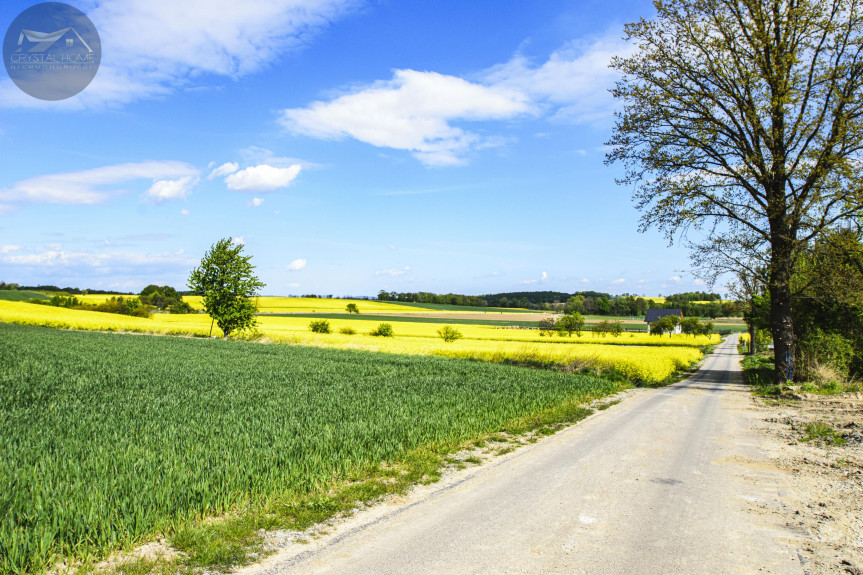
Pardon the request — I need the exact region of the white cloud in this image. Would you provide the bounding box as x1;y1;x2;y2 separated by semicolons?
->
0;161;199;205
611;278;625;284
483;30;634;125
180;209;190;216
541;271;548;281
520;279;538;285
280;69;531;166
232;236;245;245
209;162;239;179
239;147;320;170
287;282;301;288
224;164;301;192
286;258;306;271
0;0;360;108
694;278;706;286
669;275;682;282
248;197;265;207
2;249;191;268
637;279;647;284
143;176;199;203
1;245;21;253
376;266;410;277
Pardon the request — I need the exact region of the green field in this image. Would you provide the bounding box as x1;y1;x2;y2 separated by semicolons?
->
0;323;623;574
0;290;49;302
264;312;544;327
382;301;540;313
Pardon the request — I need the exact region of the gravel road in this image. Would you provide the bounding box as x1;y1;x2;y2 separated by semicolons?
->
248;335;806;574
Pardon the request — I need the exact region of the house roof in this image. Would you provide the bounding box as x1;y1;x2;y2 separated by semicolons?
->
644;308;683;323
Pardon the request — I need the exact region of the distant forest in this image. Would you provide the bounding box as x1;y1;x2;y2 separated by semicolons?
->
4;284;134;295
377;289;740;318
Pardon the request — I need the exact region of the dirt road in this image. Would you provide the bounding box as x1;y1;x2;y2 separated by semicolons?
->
248;336;805;574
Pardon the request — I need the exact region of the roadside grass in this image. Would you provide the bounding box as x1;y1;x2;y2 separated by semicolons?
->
1;323;619;575
741;353;862;396
596;399;622;411
799;421;847;446
740;354;782;396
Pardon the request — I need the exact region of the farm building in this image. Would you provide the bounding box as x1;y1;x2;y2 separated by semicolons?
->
644;309;684;334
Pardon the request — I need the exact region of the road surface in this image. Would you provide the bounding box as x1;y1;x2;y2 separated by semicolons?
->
247;335;805;574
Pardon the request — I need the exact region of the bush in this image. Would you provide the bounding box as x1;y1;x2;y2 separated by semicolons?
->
169;301;194;314
649;315;679;336
345;303;360;314
537;317;557;336
593;320;624;337
369;323;394;337
339;326;357;335
557;312;585;337
797;329;855;381
681;317;714;336
437;325;463;342
309;320;331;334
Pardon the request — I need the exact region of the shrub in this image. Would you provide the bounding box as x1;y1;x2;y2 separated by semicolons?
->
437;325;463;342
557;312;585;337
309;319;331;334
169;301;194;314
649;315;679;336
369;323;394;337
797;329;855;381
537;317;557;336
339;326;357;335
593;320;624;337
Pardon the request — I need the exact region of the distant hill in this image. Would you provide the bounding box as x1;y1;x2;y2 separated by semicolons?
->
483;291;612;307
0;290;50;302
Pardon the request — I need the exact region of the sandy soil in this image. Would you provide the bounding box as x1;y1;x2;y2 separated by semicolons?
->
751;392;863;574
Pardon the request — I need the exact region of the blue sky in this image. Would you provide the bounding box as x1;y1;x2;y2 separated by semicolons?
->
0;0;718;297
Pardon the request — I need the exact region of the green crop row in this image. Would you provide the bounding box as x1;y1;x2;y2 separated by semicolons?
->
0;323;623;574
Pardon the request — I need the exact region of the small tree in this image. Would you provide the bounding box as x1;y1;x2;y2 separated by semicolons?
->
698;320;714;336
345;303;360;314
309;319;331;334
593;320;624;337
557;312;585;337
564;295;585;315
538;317;558;336
437;325;463;342
188;238;265;338
650;315;679;337
680;317;701;337
369;323;394;337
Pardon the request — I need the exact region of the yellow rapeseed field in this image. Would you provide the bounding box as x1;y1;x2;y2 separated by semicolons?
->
73;294;525;314
0;300;711;383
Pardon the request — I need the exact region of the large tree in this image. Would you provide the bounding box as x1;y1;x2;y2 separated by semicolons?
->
188;238;265;338
607;0;863;384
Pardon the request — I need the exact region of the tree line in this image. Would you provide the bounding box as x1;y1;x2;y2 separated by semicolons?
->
377;289;742;318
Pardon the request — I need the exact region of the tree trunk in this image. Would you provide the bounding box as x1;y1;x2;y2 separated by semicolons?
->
748;315;756;356
769;235;795;386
